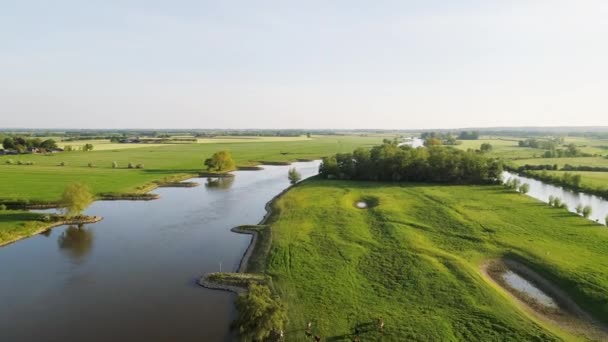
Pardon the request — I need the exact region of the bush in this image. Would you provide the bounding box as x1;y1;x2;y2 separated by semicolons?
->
88;162;94;168
112;161;118;169
605;215;608;226
25;161;34;165
59;161;66;166
5;159;14;165
233;284;287;341
518;183;530;194
136;163;144;169
0;204;6;211
575;204;584;215
41;214;52;222
17;160;23;165
582;205;592;218
548;195;555;206
128;162;135;169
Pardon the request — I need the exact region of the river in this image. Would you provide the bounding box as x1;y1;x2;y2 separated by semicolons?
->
0;161;320;342
503;171;608;224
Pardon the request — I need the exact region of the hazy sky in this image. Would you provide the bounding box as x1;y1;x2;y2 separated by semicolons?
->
2;1;608;129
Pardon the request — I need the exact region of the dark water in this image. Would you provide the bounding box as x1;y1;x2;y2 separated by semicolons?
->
0;161;320;342
503;171;608;224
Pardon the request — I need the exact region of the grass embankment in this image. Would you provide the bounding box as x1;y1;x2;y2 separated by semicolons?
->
259;179;608;341
0;136;380;245
0;211;101;246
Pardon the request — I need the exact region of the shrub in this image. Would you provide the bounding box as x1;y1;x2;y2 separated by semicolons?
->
233;284;287;341
605;214;608;226
575;203;584;215
128;162;135;169
17;160;23;165
25;161;34;165
88;162;94;168
59;161;66;166
41;214;52;222
582;205;592;218
136;163;144;169
552;197;563;208
5;159;14;165
112;161;118;169
288;167;301;184
0;204;6;211
548;195;555;206
518;183;530;194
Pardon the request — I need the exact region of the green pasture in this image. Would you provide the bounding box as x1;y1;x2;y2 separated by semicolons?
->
262;179;608;341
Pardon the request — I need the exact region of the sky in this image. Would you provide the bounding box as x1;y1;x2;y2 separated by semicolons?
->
1;1;608;129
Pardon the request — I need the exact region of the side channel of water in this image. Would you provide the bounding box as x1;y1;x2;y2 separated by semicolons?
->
0;161;320;342
503;171;608;224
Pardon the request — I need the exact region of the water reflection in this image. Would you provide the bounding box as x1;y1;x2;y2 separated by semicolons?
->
205;177;235;190
58;225;94;260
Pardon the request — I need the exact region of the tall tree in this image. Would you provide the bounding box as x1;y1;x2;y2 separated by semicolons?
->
204;150;236;172
61;183;93;217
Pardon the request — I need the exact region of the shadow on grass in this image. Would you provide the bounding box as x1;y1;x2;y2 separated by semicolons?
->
0;212;42;223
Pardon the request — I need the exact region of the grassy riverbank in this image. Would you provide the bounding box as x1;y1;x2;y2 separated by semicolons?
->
260;179;608;340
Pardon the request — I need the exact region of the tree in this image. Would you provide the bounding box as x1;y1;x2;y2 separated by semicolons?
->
2;137;15;149
605;214;608;226
518;183;530;194
204;151;236;172
82;143;94;152
61;183;93;217
40;139;57;150
480;143;493;153
582;205;592;218
112;161;118;169
424;138;442;146
575;203;584;215
233;284;287;341
288;167;301;184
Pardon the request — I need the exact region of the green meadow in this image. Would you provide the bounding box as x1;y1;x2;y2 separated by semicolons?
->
0;136;383;244
261;179;608;341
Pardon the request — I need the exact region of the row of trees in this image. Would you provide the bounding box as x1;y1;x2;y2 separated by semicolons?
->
319;142;503;183
518;137;564;149
2;137;57;152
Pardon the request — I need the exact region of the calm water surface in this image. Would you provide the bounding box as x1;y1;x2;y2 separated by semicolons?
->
0;161;320;342
502;271;558;308
503;171;608;224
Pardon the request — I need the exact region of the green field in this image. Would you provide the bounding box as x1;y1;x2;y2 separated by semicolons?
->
514;157;608;169
531;170;608;190
0;135;383;244
456;137;540;159
260;179;608;340
0;136;381;202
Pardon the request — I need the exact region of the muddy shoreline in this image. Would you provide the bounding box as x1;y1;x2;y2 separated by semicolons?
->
482;259;608;340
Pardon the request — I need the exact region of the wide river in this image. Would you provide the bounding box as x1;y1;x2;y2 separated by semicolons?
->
0;161;320;342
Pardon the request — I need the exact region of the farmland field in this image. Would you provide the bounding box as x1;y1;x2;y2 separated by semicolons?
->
261;179;608;341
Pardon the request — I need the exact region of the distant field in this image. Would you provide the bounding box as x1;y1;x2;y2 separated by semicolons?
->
563;137;608;155
513;157;608;168
0;135;382;202
263;180;608;340
57;139;168;150
532;170;608;190
455;137;539;159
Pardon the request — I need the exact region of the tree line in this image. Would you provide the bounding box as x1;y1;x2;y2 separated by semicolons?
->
319;141;502;184
2;136;58;152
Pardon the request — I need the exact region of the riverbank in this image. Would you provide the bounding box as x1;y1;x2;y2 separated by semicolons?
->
247;179;608;340
0;215;103;247
197;177;312;292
